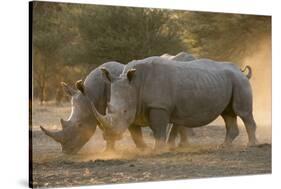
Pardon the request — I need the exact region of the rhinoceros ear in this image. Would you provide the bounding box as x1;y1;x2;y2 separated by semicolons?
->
100;67;112;82
127;68;136;82
75;80;85;94
61;82;76;96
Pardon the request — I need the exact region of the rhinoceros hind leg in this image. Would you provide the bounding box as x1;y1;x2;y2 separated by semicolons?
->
230;76;257;146
240;113;257;146
221;113;239;146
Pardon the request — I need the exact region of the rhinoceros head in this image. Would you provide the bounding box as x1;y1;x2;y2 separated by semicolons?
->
90;67;137;137
40;81;97;154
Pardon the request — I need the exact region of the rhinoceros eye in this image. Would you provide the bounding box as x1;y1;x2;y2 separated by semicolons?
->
124;110;127;113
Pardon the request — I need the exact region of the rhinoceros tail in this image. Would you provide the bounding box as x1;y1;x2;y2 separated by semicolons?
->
241;65;252;79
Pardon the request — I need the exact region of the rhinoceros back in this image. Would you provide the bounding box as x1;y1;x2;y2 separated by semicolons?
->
171;52;196;61
160;52;196;61
131;58;237;127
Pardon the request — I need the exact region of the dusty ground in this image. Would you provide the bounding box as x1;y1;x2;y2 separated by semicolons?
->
31;101;272;188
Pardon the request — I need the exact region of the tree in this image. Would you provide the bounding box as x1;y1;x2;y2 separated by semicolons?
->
76;6;186;65
178;12;271;63
32;2;78;104
31;2;271;103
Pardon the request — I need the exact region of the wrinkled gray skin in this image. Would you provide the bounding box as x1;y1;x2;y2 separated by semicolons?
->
93;57;257;149
161;52;196;146
40;61;128;154
40;53;197;154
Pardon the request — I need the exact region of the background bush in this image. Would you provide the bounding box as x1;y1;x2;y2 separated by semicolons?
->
32;2;271;104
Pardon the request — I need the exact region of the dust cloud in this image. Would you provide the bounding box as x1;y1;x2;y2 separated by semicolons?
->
242;36;272;127
240;36;272;142
81;37;272;156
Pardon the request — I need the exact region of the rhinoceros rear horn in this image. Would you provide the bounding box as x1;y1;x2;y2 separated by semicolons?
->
61;82;77;96
40;125;65;144
75;80;85;94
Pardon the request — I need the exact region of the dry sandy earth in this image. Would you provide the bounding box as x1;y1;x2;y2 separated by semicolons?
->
30;102;271;188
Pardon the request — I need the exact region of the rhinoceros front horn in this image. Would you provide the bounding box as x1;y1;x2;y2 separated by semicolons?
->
90;102;112;130
40;125;64;144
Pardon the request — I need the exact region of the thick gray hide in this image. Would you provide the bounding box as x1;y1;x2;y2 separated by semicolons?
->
84;62;124;114
41;54;195;154
41;61;124;154
161;52;196;144
106;57;257;147
132;58;233;126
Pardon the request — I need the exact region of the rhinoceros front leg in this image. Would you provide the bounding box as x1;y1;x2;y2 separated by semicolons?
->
102;133;116;152
128;124;147;150
149;108;169;150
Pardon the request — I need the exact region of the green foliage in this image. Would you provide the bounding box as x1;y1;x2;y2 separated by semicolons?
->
76;6;185;64
179;12;271;63
32;2;83;103
31;2;271;102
